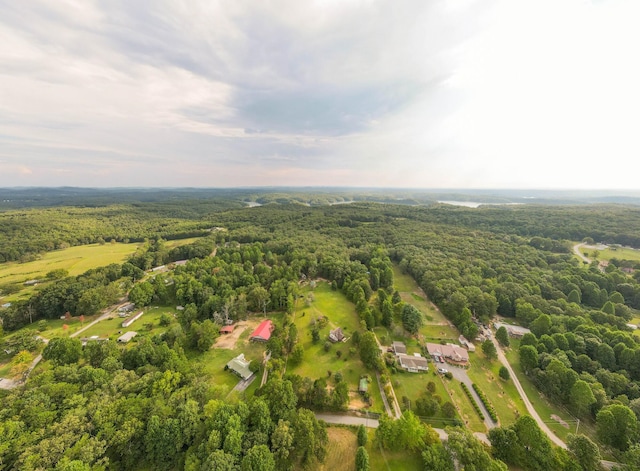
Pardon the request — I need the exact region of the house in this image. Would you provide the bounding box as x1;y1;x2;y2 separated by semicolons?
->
397;353;429;373
226;353;254;380
458;335;476;352
494;322;531;339
24;279;39;286
220;325;235;334
328;327;345;343
426;343;469;364
392;341;407;355
117;331;137;343
118;302;135;313
250;320;273;342
122;311;143;328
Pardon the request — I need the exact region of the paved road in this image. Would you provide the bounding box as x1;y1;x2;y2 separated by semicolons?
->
314;413;488;444
490;335;567;449
1;301;127;390
573;243;592;264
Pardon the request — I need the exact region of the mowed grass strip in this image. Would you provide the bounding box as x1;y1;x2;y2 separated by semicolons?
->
314;427;357;471
466;350;527;426
392;265;445;323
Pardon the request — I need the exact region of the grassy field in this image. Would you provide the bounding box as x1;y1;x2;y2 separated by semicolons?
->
287;281;385;413
466;349;527;427
316;427;357;471
367;429;423;471
164;237;204;249
0;242;140;302
581;245;640;263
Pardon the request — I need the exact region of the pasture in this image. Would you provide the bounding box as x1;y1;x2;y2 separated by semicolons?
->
0;242;140;302
288;281;385;413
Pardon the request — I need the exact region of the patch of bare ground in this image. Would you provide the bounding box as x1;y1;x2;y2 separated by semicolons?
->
348;391;369;410
213;319;260;349
317;427;357;471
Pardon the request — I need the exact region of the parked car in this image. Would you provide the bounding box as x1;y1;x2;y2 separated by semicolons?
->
437;368;448;374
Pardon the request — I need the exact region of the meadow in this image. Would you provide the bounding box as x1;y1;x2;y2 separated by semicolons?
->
0;242;141;302
287;281;385;413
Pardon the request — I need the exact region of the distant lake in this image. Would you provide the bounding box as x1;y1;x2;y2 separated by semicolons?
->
438;200;524;208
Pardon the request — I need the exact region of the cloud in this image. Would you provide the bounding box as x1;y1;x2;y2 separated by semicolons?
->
0;0;637;188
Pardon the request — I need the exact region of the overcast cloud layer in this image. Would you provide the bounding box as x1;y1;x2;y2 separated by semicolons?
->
1;0;639;188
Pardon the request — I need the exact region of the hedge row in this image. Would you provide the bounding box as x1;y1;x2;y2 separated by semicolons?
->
460;382;485;420
472;383;498;422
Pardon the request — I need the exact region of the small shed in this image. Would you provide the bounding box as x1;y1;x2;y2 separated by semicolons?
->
118;331;137;343
220;325;235;334
329;327;345;343
359;377;369;393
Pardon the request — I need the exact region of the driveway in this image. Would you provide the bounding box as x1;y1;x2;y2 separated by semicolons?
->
444;364;496;431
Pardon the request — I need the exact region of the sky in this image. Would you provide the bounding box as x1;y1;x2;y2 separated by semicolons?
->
1;0;639;189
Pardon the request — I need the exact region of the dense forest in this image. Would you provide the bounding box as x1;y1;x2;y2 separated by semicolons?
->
3;193;640;469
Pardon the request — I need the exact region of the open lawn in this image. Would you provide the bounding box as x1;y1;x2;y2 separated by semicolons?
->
288;281;385;413
314;427;357;471
581;245;640;263
448;379;487;433
466;349;527;427
193;323;269;398
164;237;204;249
392;368;463;428
0;242;140;302
367;429;423;471
79;307;171;340
393;265;447;324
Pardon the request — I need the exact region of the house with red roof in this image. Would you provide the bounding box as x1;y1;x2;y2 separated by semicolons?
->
250;319;273;342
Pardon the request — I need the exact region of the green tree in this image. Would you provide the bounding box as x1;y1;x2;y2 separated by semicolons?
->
496;326;510;347
129;281;154;307
567;434;601;471
290;344;304;366
482;339;497;360
241;445;275;471
355;446;370;471
569;380;596;418
357;425;368;446
499;366;510;381
359;331;381;371
42;337;82;366
597;403;638;451
519;345;539;374
422;443;454;471
271;420;294;468
401;304;423;335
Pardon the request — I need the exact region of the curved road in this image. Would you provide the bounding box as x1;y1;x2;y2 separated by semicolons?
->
489;335;566;449
573;243;592;264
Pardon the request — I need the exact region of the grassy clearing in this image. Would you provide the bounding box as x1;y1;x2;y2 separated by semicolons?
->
392;369;462;429
466;349;527;427
366;429;422;471
0;361;12;378
582;245;640;263
288;282;384;413
164;237;204;249
315;427;357;471
0;242;140;302
392;265;445;323
504;340;587;442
